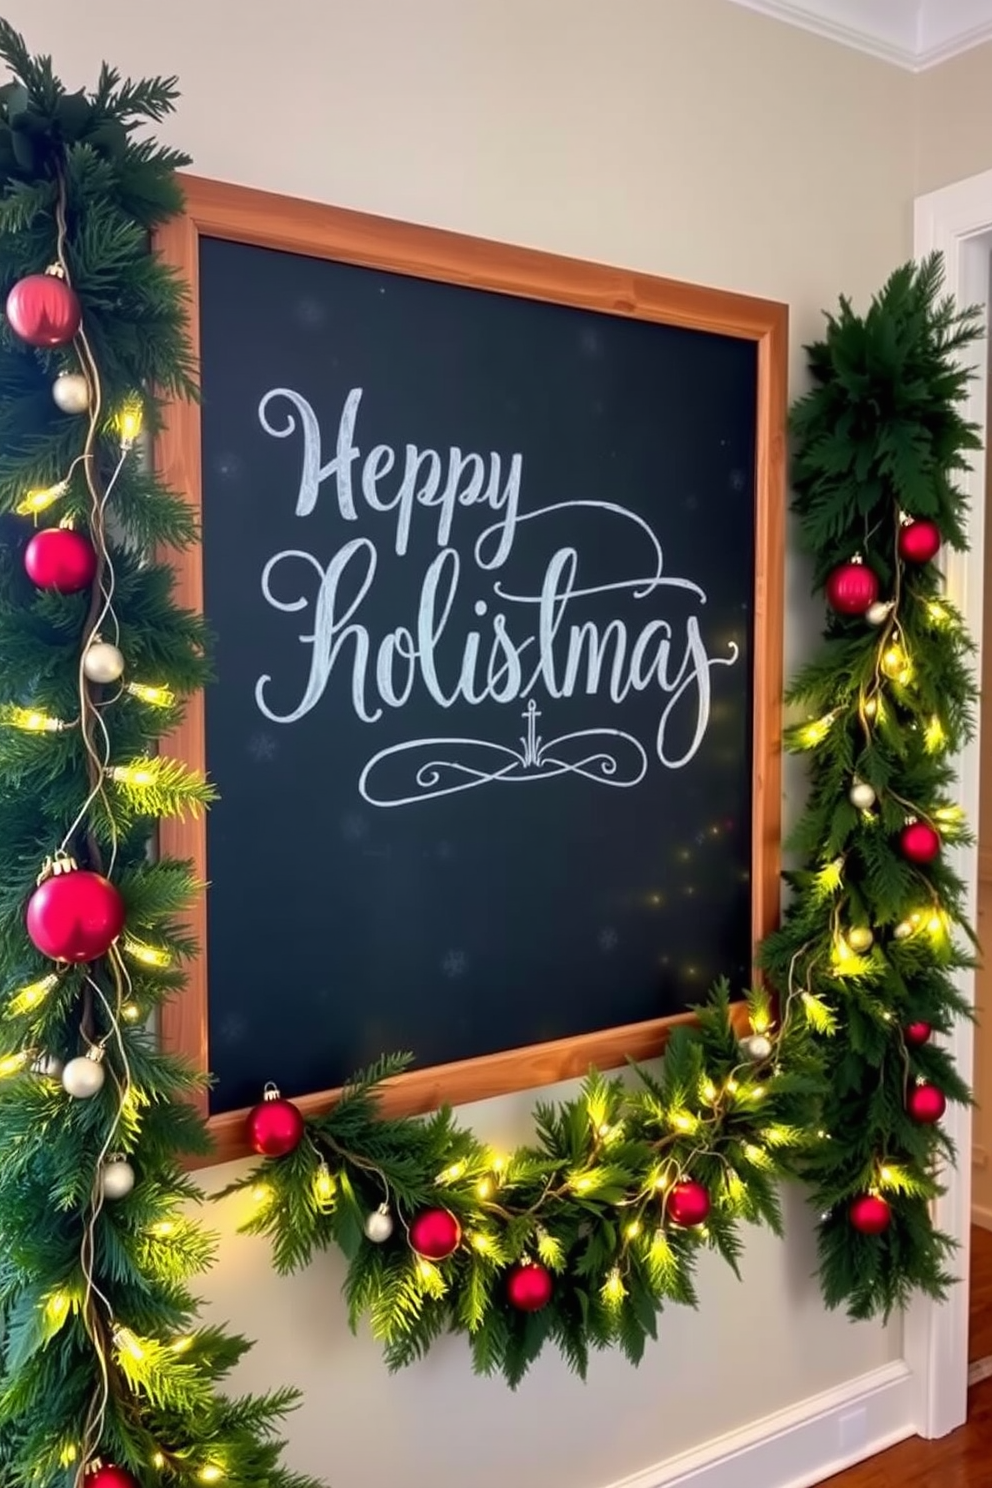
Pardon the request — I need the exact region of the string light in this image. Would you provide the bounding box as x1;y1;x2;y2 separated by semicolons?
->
122;937;171;968
437;1161;465;1184
6;973;58;1017
602;1268;626;1306
0;1051;30;1078
126;682;174;707
152;1454;166;1470
151;1220;177;1238
109;762;155;787
44;1291;70;1327
881;642;911;683
925;715;946;753
121;1002;141;1022
313;1163;336;1207
625;1220;642;1239
476;1177;493;1199
15;478;69;516
798;711;838;748
198;1467;223;1484
815;858;845;896
2;707;68;732
699;1078;719;1104
670;1110;698;1134
469;1232;494;1254
113;1326;146;1361
117;397;144;451
926;600;949;626
250;1184;273;1208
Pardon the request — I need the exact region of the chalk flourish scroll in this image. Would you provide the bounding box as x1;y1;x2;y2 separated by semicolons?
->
358;699;647;808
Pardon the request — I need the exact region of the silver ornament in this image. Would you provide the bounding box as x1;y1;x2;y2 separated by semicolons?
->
743;1033;773;1062
31;1052;64;1080
364;1205;394;1243
100;1156;136;1200
847;926;874;953
62;1050;105;1099
83;641;125;684
52;372;90;415
866;601;892;627
848;780;876;811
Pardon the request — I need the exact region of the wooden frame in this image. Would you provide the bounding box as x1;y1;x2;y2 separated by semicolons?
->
155;174;787;1166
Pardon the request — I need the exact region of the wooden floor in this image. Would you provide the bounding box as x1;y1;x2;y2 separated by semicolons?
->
822;1226;992;1486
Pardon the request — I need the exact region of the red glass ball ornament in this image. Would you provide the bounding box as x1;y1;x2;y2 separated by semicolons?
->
898;519;941;565
246;1089;305;1157
409;1208;462;1260
26;868;125;963
24;528;97;594
825;560;879;616
666;1179;711;1227
849;1194;892;1236
87;1466;140;1488
899;821;941;864
908;1083;947;1124
506;1260;554;1313
904;1022;933;1047
6;272;81;348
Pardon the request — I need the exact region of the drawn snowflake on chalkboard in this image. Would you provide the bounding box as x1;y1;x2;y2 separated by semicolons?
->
598;928;619;953
247;732;278;763
442;950;467;979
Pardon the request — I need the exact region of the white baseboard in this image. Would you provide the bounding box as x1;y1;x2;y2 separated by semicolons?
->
603;1362;916;1488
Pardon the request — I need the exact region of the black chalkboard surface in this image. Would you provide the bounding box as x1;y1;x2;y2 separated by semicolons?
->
157;178;786;1153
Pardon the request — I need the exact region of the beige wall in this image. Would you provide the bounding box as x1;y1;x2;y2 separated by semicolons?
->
917;40;992;195
0;2;934;1485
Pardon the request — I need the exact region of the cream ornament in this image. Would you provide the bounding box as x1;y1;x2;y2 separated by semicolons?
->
866;601;893;627
62;1047;105;1099
83;640;125;684
52;371;90;414
100;1155;136;1200
742;1033;773;1063
846;926;874;953
848;779;876;811
364;1205;395;1243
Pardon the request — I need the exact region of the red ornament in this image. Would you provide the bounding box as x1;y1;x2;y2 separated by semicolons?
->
246;1087;305;1157
6;271;81;348
825;559;879;616
24;528;96;594
849;1194;892;1235
87;1467;139;1488
666;1179;711;1227
506;1260;554;1313
908;1083;947;1124
898;519;941;565
899;821;941;864
409;1208;462;1260
904;1022;933;1047
26;866;125;963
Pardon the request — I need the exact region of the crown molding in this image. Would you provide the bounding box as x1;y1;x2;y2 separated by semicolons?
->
727;0;992;71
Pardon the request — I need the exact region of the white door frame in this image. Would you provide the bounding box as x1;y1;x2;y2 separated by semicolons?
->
906;170;991;1439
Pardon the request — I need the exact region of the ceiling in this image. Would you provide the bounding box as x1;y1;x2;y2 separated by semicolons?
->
728;0;992;69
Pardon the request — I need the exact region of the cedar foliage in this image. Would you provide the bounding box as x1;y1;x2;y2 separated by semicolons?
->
0;22;318;1488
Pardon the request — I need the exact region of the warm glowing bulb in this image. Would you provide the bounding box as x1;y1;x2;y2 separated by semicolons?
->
725;1078;739;1095
121;1002;141;1022
880;1166;894;1184
0;1051;30;1079
114;1326;145;1361
7;974;58;1017
16;479;69;516
170;1335;194;1353
118;399;144;450
573;1174;595;1194
925;715;946;753
671;1111;697;1133
4;707;67;733
314;1164;336;1205
602;1268;626;1305
198;1466;223;1484
250;1184;273;1207
881;644;908;679
123;937;171;968
700;1079;718;1104
416;1259;436;1283
927;601;949;626
800;712;837;748
152;1454;166;1470
470;1232;494;1254
152;1220;176;1237
45;1291;70;1326
110;763;155;787
625;1220;642;1239
476;1177;493;1199
126;682;174;707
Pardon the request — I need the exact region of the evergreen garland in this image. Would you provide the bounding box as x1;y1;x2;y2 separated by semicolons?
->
0;23;318;1488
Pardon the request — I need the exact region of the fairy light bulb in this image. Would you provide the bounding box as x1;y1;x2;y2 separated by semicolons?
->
16;479;69;516
118;398;144;451
4;707;68;733
126;682;174;707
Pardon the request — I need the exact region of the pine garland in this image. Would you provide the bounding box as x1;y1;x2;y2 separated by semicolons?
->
0;23;317;1488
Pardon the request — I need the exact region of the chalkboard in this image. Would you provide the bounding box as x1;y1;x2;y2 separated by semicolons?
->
156;178;786;1162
